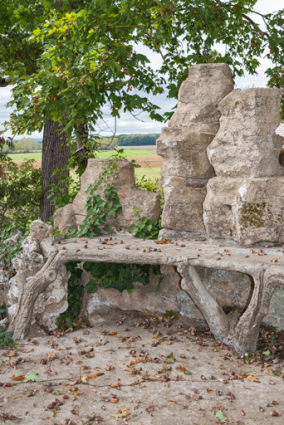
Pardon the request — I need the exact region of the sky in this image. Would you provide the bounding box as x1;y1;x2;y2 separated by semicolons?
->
0;0;282;139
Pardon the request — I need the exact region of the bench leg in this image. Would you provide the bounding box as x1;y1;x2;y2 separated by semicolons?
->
232;268;284;354
177;265;284;354
8;253;60;340
177;264;230;342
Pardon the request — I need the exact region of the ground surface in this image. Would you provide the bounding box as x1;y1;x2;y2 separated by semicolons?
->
1;308;284;425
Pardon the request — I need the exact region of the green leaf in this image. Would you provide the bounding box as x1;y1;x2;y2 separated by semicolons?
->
129;224;136;232
164;352;175;364
23;371;43;383
126;288;134;294
215;410;227;421
164;310;175;318
0;305;6;314
263;350;270;356
1;356;10;362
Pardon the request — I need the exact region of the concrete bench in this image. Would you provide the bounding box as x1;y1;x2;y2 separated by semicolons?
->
8;234;284;355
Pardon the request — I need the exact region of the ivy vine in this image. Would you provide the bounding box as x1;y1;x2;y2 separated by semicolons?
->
57;156;163;328
76;159;122;238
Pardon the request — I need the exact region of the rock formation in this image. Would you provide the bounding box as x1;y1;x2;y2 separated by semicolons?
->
157;63;234;238
204;88;284;245
55;159;161;234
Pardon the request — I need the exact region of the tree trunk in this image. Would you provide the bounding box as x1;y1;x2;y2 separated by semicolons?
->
75;122;89;172
40;120;70;222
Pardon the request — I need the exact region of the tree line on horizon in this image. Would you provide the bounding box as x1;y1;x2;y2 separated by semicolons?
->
4;134;160;152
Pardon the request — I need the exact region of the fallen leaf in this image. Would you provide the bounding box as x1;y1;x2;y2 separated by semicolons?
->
247;375;259;383
23;371;42;383
111;408;131;419
110;382;121;388
89;373;104;380
10;374;25;381
164;353;175;364
215;410;227;421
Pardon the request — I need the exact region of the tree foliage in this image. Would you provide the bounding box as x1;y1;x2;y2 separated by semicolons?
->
1;0;284;140
0;157;41;229
15;138;42;151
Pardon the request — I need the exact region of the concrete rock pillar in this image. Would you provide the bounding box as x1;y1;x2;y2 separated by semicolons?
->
55;159;161;234
158;63;234;239
204;88;284;245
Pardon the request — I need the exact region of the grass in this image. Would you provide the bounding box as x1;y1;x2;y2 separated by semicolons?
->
97;149;155;157
134;167;160;180
8;152;42;161
9;148;156;162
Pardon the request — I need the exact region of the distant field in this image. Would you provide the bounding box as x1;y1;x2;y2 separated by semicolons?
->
8;148;156;162
9;148;161;181
70;166;160;182
8;152;42;161
97;149;155;157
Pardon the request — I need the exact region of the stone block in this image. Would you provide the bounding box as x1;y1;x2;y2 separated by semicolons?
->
29;220;53;242
87;264;284;329
87;272;181;320
72;159;160;229
157;130;215;179
54;203;77;235
168;63;234;133
162;176;207;234
204;177;284;245
158;63;233;236
208;88;284;177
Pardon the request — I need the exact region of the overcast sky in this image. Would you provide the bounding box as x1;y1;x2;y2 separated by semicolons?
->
0;0;282;138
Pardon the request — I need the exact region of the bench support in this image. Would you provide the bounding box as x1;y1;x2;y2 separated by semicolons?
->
178;265;284;354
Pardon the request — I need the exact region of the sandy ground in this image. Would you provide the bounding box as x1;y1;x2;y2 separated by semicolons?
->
13;157;162;170
1;308;284;425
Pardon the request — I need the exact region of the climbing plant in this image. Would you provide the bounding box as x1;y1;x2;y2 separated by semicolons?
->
55;158;163;327
56;261;83;330
76;159;122;238
84;262;160;295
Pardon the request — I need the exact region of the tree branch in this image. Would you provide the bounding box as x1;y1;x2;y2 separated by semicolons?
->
241;14;269;39
0;78;9;87
103;24;176;76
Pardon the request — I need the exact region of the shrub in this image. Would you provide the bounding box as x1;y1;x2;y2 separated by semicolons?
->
0;157;41;230
135;175;158;192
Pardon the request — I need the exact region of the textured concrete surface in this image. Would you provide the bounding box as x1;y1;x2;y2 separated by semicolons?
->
157;63;233;237
1;308;284;425
207;88;284;178
204;177;284;246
